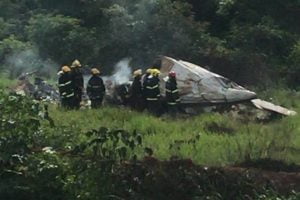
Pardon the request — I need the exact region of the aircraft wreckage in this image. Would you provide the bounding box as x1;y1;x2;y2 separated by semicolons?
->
159;56;257;104
12;71;60;101
156;56;296;116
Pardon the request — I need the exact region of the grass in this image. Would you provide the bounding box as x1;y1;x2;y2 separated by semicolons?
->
0;75;17;89
47;102;300;166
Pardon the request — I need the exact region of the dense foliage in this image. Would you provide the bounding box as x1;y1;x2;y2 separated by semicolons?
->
0;0;299;87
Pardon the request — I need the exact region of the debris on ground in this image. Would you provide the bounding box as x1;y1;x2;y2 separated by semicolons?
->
158;56;297;117
251;98;297;116
160;56;257;104
12;72;59;102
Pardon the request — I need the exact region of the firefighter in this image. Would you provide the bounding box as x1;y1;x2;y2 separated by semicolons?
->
86;68;106;108
58;66;75;109
71;59;84;109
165;71;180;115
142;68;152;88
129;69;144;111
144;68;161;116
115;84;131;106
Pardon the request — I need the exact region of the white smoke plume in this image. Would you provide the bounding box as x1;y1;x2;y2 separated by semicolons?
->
84;58;133;95
5;48;58;79
111;58;132;85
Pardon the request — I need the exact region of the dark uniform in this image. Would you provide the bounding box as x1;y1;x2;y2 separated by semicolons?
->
142;72;150;89
87;75;106;108
115;84;131;106
165;77;180;114
58;72;75;109
141;72;150;101
71;68;84;109
144;75;160;115
130;75;145;111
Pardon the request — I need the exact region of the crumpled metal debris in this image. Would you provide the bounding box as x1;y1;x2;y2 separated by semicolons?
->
159;56;296;116
13;73;59;102
251;99;297;116
159;56;257;104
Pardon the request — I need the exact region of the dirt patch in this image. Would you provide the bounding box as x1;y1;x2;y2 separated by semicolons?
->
111;157;300;200
235;158;300;173
224;166;300;194
230;159;300;193
204;121;236;135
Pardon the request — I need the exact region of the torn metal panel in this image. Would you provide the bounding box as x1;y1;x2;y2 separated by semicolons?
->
12;76;60;101
160;56;257;104
251;99;297;116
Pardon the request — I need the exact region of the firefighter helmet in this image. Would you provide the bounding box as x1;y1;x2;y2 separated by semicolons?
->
62;66;71;73
152;69;161;76
91;68;100;75
146;68;153;74
169;71;176;78
133;69;142;77
71;59;82;68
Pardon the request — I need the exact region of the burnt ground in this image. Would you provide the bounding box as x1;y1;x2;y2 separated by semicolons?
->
111;157;300;199
225;166;300;193
231;158;300;193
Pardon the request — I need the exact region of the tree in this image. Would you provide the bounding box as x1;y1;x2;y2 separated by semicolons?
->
286;40;300;87
0;35;30;59
27;14;97;65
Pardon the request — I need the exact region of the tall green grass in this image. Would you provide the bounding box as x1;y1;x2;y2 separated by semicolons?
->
0;76;16;89
48;103;300;166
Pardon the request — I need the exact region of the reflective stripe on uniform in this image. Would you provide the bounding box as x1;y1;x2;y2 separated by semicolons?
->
147;97;158;101
66;93;74;98
91;86;102;89
166;89;178;93
167;102;177;105
61;93;74;98
146;84;159;90
59;81;72;87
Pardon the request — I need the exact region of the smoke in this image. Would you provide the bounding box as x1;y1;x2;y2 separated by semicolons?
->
84;58;132;89
5;48;58;79
111;58;132;85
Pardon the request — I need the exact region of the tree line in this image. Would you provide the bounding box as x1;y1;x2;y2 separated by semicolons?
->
0;0;300;88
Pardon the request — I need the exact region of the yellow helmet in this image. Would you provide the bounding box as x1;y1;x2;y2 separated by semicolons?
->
133;69;142;77
71;59;82;68
146;68;153;74
152;69;161;76
91;68;100;75
62;65;71;73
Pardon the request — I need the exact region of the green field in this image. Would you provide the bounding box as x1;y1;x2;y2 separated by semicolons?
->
48;99;300;167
